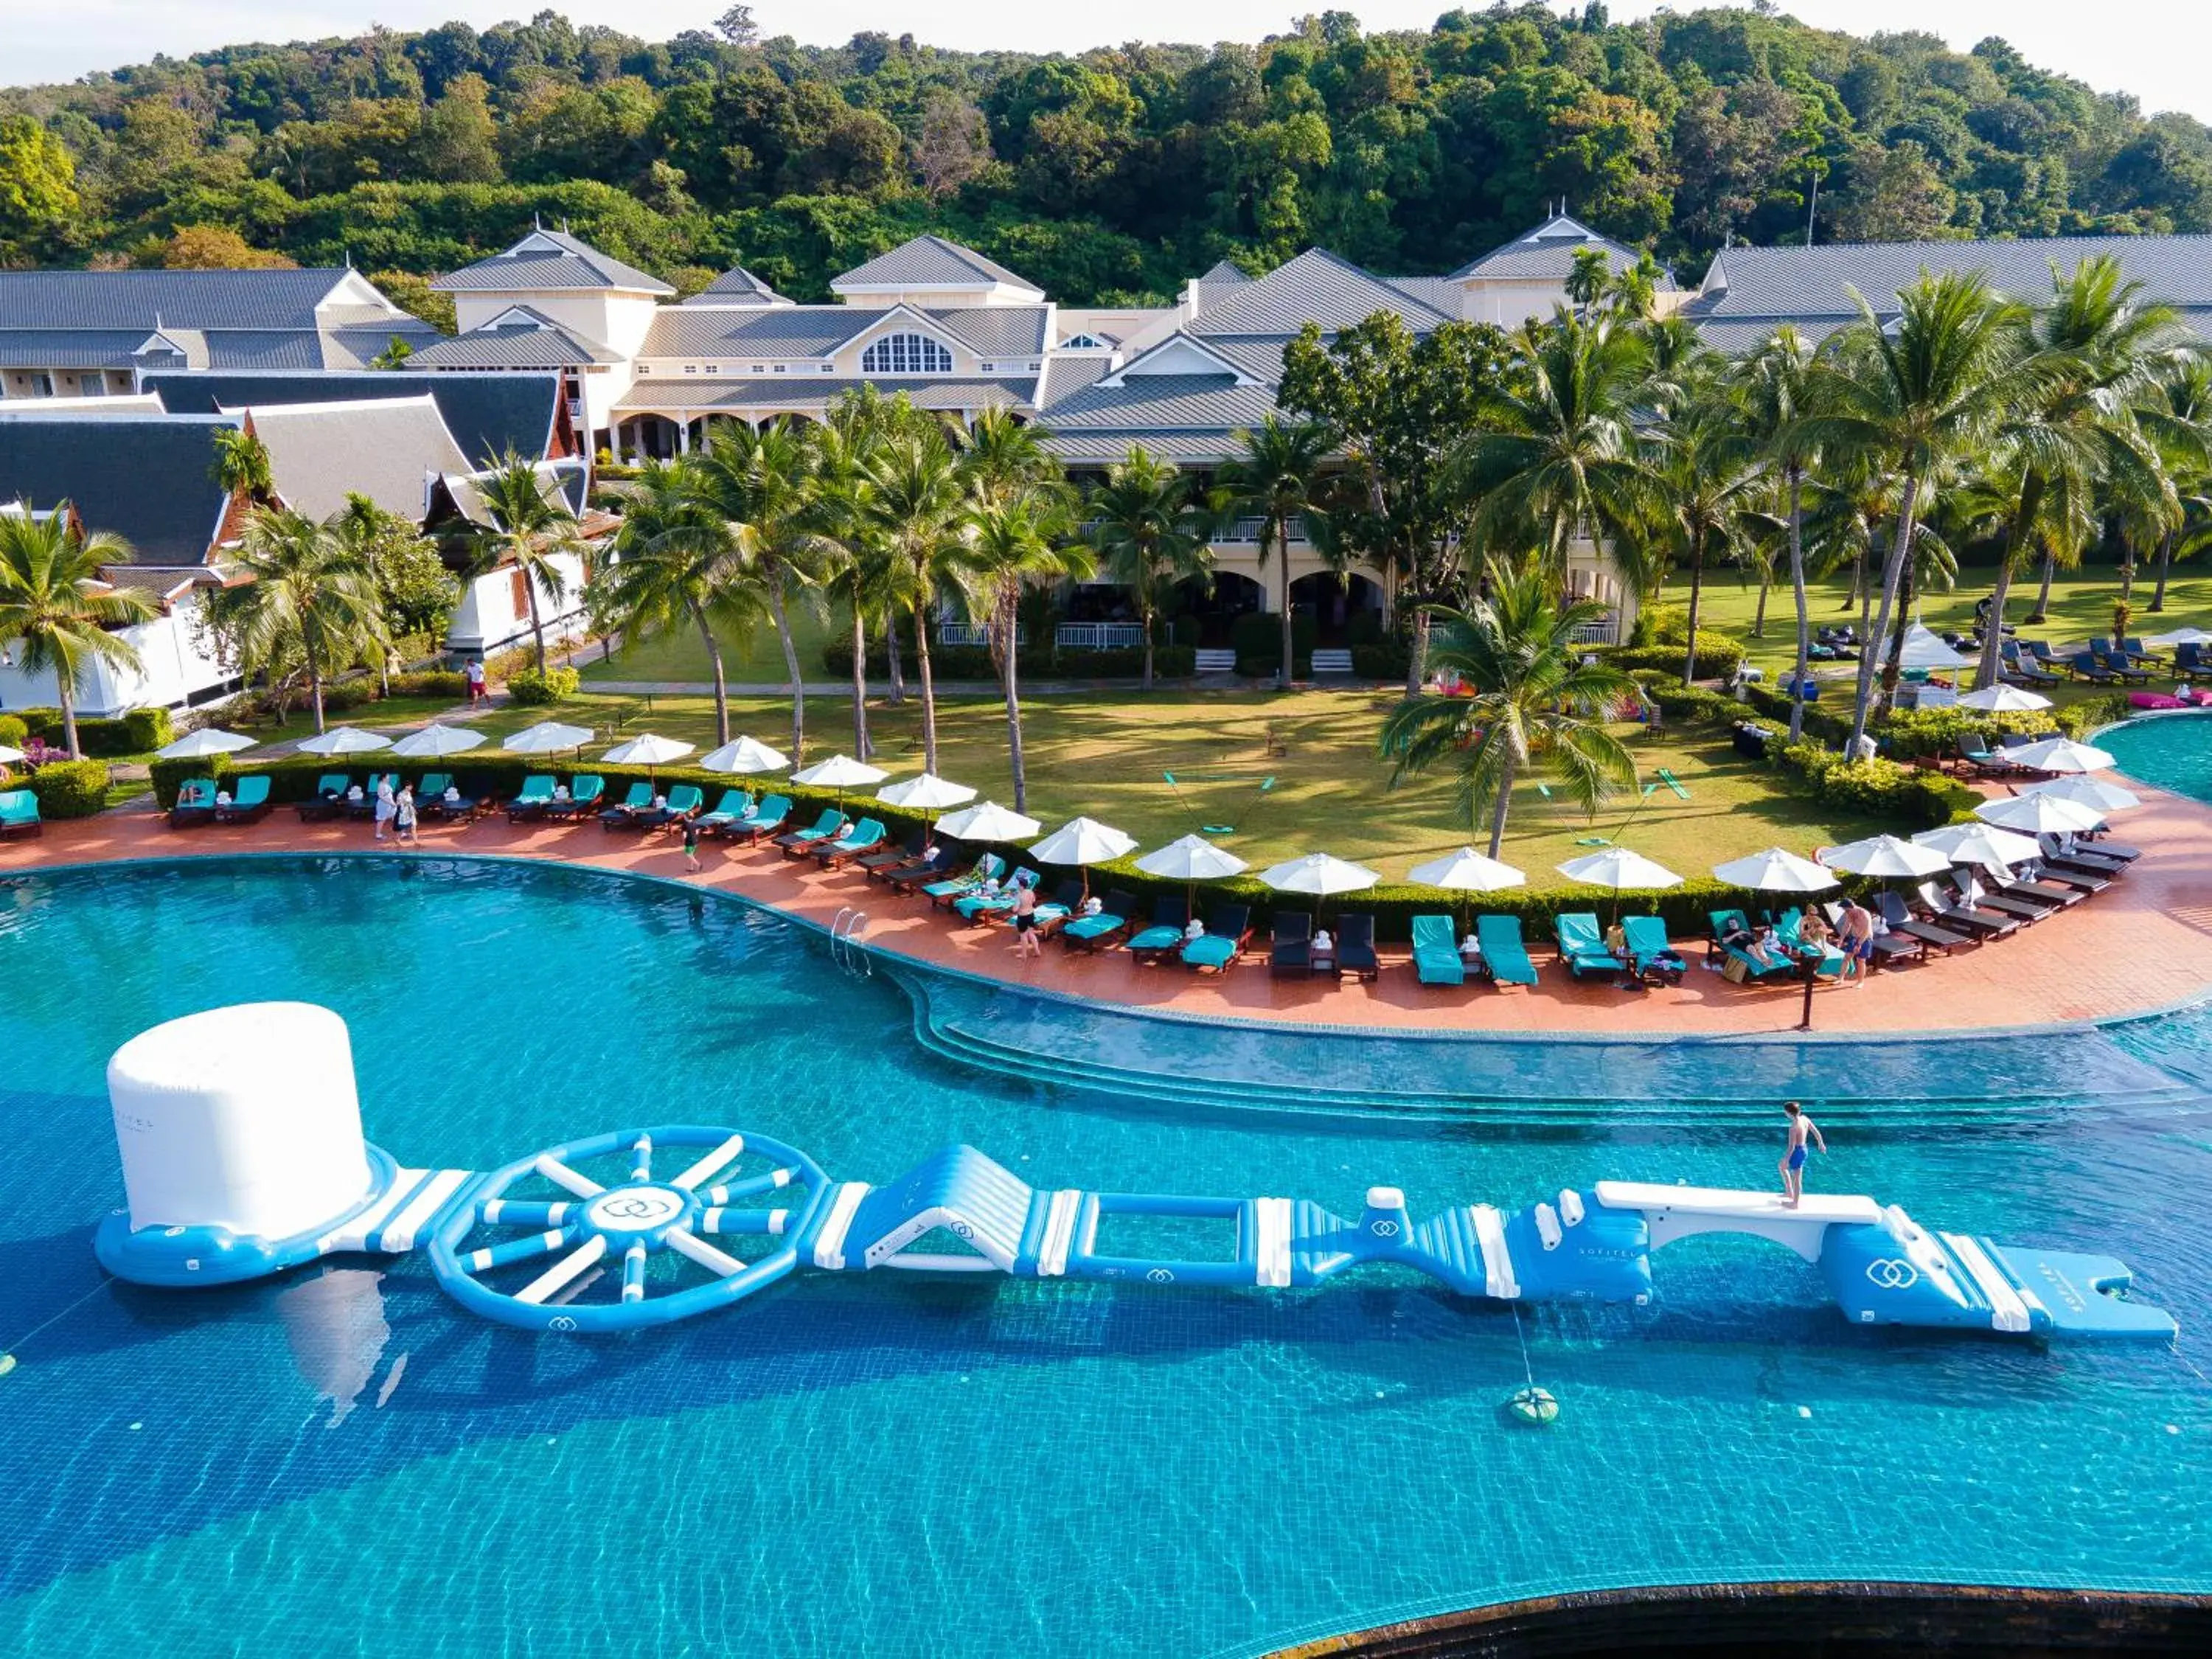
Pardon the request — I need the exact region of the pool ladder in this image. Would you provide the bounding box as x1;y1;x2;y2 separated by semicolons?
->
830;908;873;978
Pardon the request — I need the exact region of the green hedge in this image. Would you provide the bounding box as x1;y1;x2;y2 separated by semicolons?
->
1873;705;2056;759
386;670;467;700
1234;653;1315;678
2057;692;2137;738
1596;638;1747;680
1230;611;1317;661
7;706;173;757
27;758;112;817
507;667;580;705
1352;643;1412;680
0;713;25;746
1773;742;1978;830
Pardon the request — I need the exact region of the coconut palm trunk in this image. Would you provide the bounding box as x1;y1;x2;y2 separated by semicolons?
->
885;613;906;703
1000;592;1029;811
1680;529;1708;685
766;584;804;763
914;608;939;773
1140;597;1157;690
1485;754;1517;858
1878;556;1919;712
848;599;872;759
2028;551;2056;623
1850;476;1921;752
304;631;327;735
1405;603;1430;698
690;599;731;745
1273;521;1295;689
523;576;548;674
1787;468;1810;742
2151;531;2177;613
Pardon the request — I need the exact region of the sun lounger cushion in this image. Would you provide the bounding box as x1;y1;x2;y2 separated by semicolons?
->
1475;914;1537;985
1411;914;1464;986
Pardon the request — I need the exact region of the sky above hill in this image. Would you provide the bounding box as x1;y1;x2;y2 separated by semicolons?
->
11;1;2212;125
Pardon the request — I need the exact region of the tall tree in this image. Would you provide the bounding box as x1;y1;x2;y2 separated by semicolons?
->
1646;372;1769;686
1217;414;1334;690
0;507;153;759
967;492;1091;812
603;457;759;745
452;453;591;674
1377;561;1637;857
863;412;971;773
222;507;385;734
1736;327;1819;740
1804;272;2026;750
1084;445;1214;690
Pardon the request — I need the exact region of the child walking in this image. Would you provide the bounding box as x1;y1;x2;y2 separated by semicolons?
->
682;816;701;873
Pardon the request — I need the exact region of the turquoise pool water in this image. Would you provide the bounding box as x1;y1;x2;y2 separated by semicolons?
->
2102;709;2212;806
1;853;2209;1658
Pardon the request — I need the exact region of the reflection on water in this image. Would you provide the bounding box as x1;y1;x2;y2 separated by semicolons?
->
275;1269;396;1430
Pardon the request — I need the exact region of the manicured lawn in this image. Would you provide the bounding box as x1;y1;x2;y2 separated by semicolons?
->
398;686;1893;888
575;607;838;685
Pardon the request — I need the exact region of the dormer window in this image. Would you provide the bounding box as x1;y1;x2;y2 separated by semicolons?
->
1061;334;1107;349
861;333;953;375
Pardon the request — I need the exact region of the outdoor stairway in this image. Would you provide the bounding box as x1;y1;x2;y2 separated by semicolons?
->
1310;648;1354;676
1193;648;1237;674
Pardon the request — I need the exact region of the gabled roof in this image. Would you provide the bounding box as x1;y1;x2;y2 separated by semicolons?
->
617;375;1037;417
682;266;793;307
1198;259;1252;288
0;268;370;331
146;371;566;469
409;305;621;369
1189;248;1456;335
1448;212;1671;288
431;459;590;529
432;228;675;296
1103;332;1263;387
831;234;1043;299
0;414;240;566
637;302;1048;363
246;395;470;524
1042;373;1281;433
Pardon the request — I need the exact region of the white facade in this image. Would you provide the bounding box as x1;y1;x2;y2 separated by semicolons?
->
0;591;237;716
448;291;661;437
443;552;591;658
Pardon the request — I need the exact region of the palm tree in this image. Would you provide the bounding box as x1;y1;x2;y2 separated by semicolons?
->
455;453;591;674
1736;327;1820;737
1971;256;2181;687
1085;445;1214;689
0;507;155;759
810;393;901;760
1379;560;1638;857
691;420;825;759
1217;414;1333;690
603;458;761;745
1804;272;2028;749
967;491;1092;811
209;428;274;502
1645;372;1769;685
226;507;385;734
957;405;1060;505
1454;308;1652;582
865;417;973;773
2143;355;2212;613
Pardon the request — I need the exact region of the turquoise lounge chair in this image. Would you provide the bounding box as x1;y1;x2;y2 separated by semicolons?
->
1061;888;1135;951
639;784;704;830
1554;912;1624;981
1125;897;1191;961
1620;915;1688;986
698;789;754;834
1475;914;1537;986
925;853;1004;907
544;776;605;818
956;865;1040;922
213;774;271;824
414;772;453;801
167;776;218;828
1708;908;1795;978
0;787;40;838
506;775;557;821
598;782;655;828
1775;908;1845;978
1180;905;1252;972
818;816;886;867
1411;914;1464;986
731;794;791;844
296;773;352;821
776;807;846;855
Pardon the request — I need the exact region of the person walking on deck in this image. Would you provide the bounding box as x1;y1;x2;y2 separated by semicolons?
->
1779;1100;1826;1208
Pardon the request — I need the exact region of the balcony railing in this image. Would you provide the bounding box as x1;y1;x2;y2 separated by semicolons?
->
1056;622;1144;650
1077;517;1310;546
1568;618;1621;645
937;622;1018;648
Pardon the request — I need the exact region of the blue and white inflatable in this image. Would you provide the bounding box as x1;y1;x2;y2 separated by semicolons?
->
91;1005;2176;1345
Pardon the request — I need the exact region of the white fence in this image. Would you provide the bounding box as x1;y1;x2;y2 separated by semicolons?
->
1056;622;1144;650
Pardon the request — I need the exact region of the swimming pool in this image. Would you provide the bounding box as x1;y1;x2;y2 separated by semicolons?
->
2101;709;2212;807
2;852;2208;1658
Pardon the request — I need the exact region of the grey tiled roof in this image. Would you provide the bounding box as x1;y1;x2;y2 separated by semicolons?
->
0;414;239;564
201;330;333;372
1447;213;1672;287
0;330;147;369
1190;248;1456;335
1037;355;1110;408
617;375;1037;415
832;235;1042;296
1694;234;2212;321
147;370;565;468
1198;260;1251;286
1040;373;1281;432
410;311;620;368
1383;276;1470;316
1202;337;1289;382
322;321;447;369
433;459;590;527
433;229;675;296
637;304;1048;363
683;267;792;307
249;395;469;523
1042;430;1249;465
0;268;361;330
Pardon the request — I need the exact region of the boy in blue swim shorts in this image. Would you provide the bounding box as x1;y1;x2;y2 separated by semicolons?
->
1779;1100;1827;1208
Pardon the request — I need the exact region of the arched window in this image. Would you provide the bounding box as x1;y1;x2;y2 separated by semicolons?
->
1060;333;1107;349
861;332;953;375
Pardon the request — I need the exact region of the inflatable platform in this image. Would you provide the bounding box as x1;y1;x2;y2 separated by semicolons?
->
91;1005;2177;1345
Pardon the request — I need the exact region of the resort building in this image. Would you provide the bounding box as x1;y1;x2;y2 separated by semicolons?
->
0;267;442;400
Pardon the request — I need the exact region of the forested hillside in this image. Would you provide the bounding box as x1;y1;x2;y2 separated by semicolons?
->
4;3;2211;318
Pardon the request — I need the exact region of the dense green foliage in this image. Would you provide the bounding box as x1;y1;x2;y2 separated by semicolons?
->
7;7;2212;295
4;705;173;756
25;757;112;817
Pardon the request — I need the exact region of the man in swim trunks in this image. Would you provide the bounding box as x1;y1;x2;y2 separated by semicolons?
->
1779;1100;1826;1208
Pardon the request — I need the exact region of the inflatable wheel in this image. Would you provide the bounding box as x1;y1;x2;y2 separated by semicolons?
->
428;1125;827;1332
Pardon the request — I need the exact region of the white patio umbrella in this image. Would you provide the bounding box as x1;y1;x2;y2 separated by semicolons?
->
1898;622;1969;670
156;728;257;760
1975;792;2106;836
1135;832;1249;917
2005;735;2115;774
877;771;978;829
1913;821;2042;870
1259;853;1380;922
2146;626;2212;647
1029;815;1138;898
0;742;22;765
935;800;1043;844
1711;846;1839;894
1556;849;1683;891
1408;846;1526;931
2022;774;2141;815
601;732;695;786
389;723;487;759
295;725;392;756
697;736;789;775
1818;834;1951;880
503;720;596;755
790;751;888;813
1955;684;2051;712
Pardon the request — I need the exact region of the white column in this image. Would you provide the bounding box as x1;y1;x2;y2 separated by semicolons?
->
677;418;690;454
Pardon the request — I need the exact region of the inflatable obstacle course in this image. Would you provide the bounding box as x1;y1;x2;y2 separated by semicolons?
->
91;1005;2177;1345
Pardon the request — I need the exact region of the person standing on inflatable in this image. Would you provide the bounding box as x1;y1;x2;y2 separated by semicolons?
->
1779;1101;1826;1208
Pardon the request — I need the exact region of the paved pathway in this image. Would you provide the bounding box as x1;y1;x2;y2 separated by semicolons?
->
10;779;2211;1037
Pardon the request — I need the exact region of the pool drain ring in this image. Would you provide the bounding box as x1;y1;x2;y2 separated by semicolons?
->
1507;1385;1559;1426
428;1125;827;1333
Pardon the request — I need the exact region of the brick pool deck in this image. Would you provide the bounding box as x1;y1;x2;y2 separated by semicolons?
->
7;782;2211;1037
